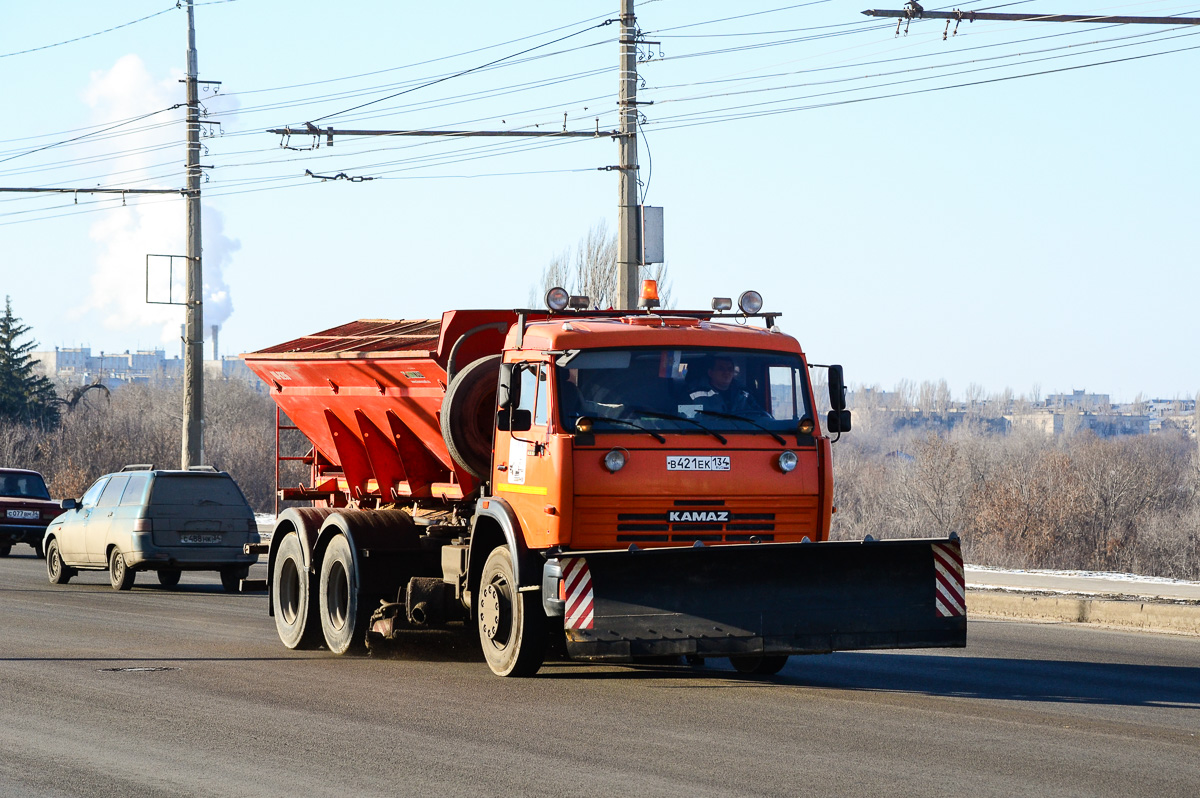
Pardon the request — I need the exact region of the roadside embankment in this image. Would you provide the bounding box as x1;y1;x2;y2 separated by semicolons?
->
967;566;1200;636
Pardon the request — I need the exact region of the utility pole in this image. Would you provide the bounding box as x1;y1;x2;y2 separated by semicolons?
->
182;0;204;469
615;0;641;311
268;2;653;308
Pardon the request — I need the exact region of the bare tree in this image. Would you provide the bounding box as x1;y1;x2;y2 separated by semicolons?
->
534;220;672;309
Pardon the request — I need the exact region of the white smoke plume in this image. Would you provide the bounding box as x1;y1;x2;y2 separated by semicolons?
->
78;54;240;348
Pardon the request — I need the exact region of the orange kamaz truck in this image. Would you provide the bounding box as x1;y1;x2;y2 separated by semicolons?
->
242;285;966;677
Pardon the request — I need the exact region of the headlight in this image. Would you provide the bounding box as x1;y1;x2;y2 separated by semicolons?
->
545;287;570;311
778;451;798;473
738;290;763;314
603;449;628;473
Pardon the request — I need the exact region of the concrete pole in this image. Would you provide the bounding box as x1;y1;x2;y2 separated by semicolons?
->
181;0;204;468
616;0;640;310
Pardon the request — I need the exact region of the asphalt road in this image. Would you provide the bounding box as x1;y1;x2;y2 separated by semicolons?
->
1;550;1197;798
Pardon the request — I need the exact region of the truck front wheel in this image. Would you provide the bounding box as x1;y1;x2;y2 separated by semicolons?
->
477;546;546;677
272;533;321;650
318;534;367;655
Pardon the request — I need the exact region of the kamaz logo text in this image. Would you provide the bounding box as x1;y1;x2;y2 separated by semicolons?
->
668;510;730;523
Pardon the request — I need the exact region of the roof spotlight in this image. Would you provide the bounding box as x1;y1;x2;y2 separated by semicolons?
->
738;290;763;314
545;287;570;312
711;297;733;312
568;295;591;310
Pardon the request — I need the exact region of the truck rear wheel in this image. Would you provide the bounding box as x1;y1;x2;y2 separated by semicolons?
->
318;534;367;655
273;532;321;650
730;654;789;676
477;545;546;677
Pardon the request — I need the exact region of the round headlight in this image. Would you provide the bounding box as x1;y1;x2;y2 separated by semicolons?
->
545;286;570;311
778;451;798;473
738;290;763;314
603;449;627;473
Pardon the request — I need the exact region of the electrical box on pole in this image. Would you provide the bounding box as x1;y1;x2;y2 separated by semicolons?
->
641;206;664;265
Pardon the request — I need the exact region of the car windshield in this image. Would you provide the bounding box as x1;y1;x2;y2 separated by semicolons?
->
148;475;250;507
0;473;51;500
555;347;813;435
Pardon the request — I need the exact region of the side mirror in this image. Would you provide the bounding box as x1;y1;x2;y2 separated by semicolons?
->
508;408;532;432
60;498;77;511
826;409;852;434
828;364;847;412
497;363;517;409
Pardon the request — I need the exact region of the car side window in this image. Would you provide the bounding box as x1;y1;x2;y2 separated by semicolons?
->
79;478;110;508
96;475;131;508
120;474;151;507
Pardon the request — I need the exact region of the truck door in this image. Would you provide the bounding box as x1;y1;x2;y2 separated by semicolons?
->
493;361;555;547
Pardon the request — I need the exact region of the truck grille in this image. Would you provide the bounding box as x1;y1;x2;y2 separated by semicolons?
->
573;496;820;547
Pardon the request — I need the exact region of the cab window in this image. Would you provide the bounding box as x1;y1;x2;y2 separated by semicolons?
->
534;365;548;426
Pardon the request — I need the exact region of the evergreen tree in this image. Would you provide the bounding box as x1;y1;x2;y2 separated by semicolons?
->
0;296;60;427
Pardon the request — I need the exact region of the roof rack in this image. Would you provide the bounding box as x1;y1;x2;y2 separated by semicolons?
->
187;465;219;472
121;464;153;472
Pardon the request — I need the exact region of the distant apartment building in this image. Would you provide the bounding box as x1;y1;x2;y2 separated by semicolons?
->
33;346;257;388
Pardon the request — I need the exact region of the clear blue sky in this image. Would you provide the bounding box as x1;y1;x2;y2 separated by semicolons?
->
2;0;1197;402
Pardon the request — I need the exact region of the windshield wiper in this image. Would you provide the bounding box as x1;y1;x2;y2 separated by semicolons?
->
629;407;727;445
590;416;667;444
695;410;787;445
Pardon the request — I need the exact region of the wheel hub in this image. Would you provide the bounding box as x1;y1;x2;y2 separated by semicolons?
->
479;583;510;643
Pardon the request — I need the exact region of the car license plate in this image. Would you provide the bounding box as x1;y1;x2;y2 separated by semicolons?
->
180;533;222;544
6;509;39;520
666;455;730;471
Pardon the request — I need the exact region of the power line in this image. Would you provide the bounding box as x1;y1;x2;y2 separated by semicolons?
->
0;5;178;59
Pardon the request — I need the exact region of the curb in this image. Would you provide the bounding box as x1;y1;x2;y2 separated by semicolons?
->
968;589;1200;636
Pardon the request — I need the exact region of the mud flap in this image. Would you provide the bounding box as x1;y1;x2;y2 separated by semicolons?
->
554;538;966;661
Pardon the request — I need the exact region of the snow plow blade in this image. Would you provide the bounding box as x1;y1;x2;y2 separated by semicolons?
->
555;537;966;661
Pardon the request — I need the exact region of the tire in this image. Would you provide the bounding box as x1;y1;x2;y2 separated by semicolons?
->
219;565;249;593
46;539;72;585
477;545;546;677
730;654;789;676
318;534;367;655
272;533;321;650
0;544;11;557
440;354;502;479
157;568;182;588
109;548;135;591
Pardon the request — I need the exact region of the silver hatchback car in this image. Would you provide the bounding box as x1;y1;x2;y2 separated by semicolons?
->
44;466;258;591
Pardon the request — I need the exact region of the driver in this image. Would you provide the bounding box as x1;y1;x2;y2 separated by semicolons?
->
687;356;765;416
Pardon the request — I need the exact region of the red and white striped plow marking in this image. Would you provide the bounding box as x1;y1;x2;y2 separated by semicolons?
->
932;543;966;618
561;557;594;631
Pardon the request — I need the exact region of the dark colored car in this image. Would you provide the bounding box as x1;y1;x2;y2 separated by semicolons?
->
0;468;60;557
44;466;258;591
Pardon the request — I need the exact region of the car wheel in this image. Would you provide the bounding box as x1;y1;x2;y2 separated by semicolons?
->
0;544;11;557
219;565;249;593
272;533;321;650
109;548;136;591
46;539;72;585
729;654;789;676
318;534;367;655
477;545;546;677
157;568;182;588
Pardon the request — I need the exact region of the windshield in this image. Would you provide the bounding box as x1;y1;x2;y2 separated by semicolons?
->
0;472;51;500
556;347;813;435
